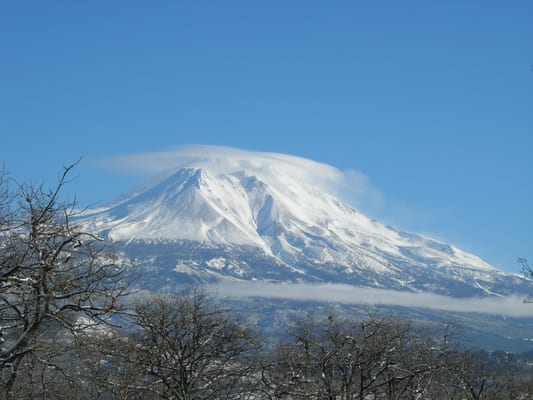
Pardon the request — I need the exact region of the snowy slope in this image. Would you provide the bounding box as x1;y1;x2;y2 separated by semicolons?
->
82;149;529;297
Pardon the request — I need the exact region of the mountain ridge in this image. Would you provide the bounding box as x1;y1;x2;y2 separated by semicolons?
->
80;162;531;298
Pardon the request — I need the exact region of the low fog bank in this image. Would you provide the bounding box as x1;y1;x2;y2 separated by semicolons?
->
206;282;533;318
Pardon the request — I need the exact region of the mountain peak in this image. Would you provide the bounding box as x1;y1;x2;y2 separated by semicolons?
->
80;149;528;297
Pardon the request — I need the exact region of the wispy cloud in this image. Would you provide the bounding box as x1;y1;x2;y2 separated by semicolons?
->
100;145;384;212
207;282;533;317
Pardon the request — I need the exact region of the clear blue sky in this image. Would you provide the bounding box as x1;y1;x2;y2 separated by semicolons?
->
1;1;531;272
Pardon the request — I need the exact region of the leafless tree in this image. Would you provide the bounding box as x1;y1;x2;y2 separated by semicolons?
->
129;290;259;399
260;313;443;400
436;348;501;400
260;314;478;400
0;164;129;398
66;328;154;400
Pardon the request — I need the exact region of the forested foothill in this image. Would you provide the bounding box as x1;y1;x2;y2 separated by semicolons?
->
2;168;533;399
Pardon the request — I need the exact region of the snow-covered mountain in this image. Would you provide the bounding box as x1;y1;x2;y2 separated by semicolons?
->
83;148;530;297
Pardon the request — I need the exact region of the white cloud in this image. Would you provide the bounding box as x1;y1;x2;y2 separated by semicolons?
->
206;282;533;318
338;169;386;212
100;145;383;212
